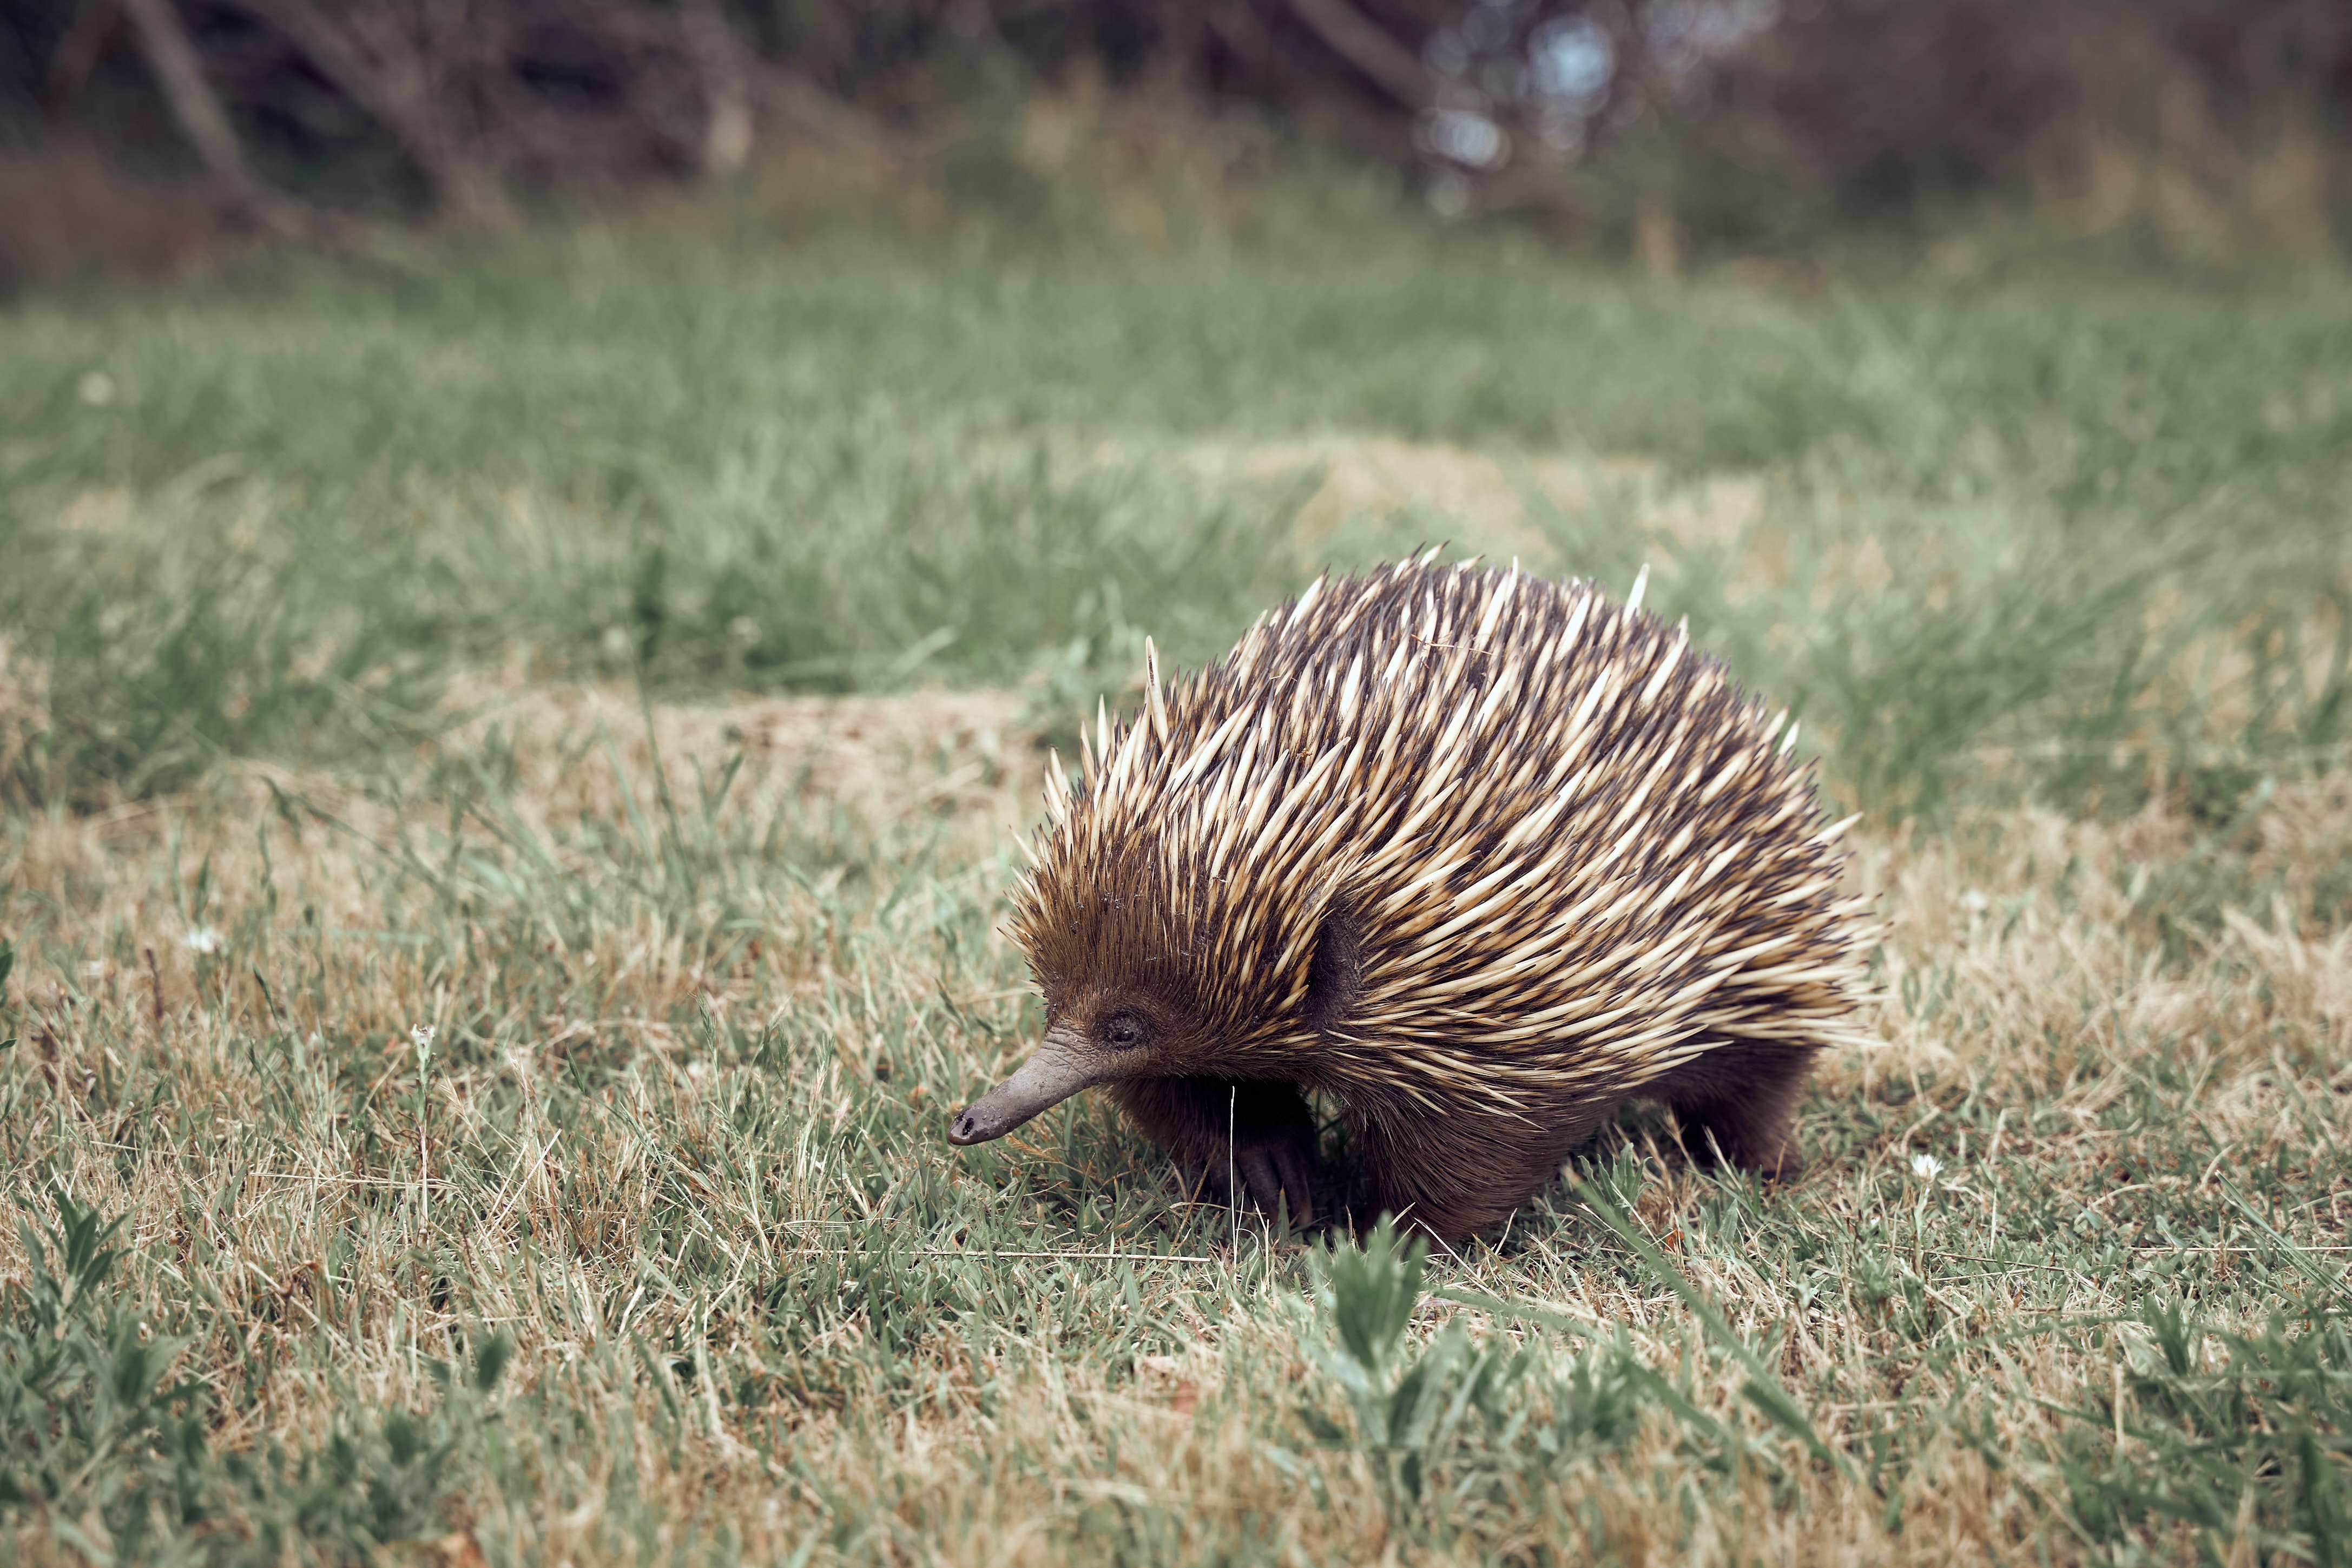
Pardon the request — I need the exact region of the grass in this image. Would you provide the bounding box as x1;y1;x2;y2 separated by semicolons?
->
5;234;2350;808
1;218;2349;1563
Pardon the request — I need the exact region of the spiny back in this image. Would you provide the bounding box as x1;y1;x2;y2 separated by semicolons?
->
1012;557;1873;1114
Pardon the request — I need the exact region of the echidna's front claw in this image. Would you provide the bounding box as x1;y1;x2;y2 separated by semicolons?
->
1268;1139;1317;1227
1190;1130;1318;1228
1235;1148;1286;1220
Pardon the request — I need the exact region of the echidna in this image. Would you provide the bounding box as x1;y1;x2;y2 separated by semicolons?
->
948;554;1874;1240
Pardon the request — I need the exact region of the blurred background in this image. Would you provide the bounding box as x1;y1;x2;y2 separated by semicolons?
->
6;0;2352;282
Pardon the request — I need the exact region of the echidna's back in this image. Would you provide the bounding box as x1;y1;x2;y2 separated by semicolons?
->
1006;557;1874;1235
1130;559;1866;1105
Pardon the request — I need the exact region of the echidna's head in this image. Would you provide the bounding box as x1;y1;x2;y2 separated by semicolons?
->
947;820;1346;1148
948;637;1350;1150
944;963;1216;1147
947;839;1281;1145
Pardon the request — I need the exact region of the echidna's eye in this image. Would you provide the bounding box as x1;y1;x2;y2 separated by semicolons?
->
1100;1014;1147;1049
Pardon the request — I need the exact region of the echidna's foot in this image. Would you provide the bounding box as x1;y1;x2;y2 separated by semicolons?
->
1178;1129;1318;1228
1653;1036;1819;1181
1355;1115;1578;1242
1109;1076;1319;1227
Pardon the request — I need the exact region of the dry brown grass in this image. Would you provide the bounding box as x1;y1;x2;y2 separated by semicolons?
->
5;661;2348;1563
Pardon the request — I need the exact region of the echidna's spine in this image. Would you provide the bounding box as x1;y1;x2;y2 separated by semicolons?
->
1011;558;1873;1125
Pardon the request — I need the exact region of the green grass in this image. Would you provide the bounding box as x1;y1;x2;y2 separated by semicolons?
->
1;221;2350;1563
4;234;2350;809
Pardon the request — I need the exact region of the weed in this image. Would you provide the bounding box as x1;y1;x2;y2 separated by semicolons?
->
0;1189;205;1547
1293;1218;1642;1538
2049;1297;2352;1564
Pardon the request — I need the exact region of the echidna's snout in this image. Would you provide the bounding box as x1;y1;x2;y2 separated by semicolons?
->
947;1029;1105;1146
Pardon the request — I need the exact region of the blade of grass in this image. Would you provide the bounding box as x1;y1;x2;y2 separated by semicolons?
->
1567;1172;1852;1478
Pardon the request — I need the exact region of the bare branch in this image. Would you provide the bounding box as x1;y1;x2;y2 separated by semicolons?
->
228;0;505;221
45;0;121;107
747;61;893;153
116;0;306;232
1282;0;1433;110
1202;0;1283;78
680;0;753;175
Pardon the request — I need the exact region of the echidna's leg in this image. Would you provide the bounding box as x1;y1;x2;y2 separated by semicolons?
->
1108;1077;1319;1224
1651;1038;1819;1177
1349;1106;1593;1241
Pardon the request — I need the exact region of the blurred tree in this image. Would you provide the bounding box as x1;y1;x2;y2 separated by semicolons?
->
2;0;2347;252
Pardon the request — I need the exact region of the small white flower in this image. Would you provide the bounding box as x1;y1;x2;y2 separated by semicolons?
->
81;960;107;980
1909;1152;1943;1181
183;927;223;955
1958;889;1990;914
411;1025;436;1063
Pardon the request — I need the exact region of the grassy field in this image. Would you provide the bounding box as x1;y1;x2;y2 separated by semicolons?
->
3;223;2351;1564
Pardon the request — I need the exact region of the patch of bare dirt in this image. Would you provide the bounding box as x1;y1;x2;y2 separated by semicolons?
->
431;673;1036;835
1183;436;1767;575
5;681;1049;1058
